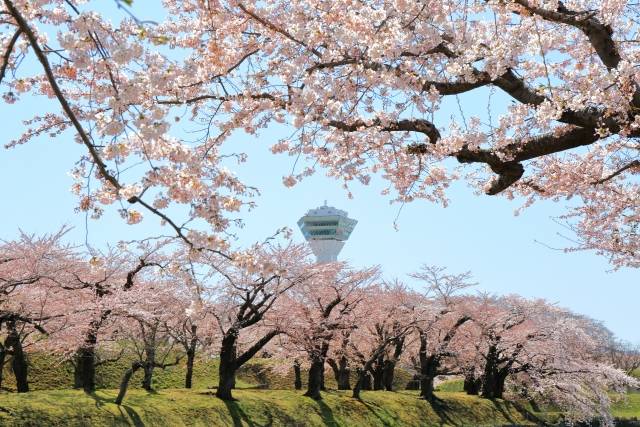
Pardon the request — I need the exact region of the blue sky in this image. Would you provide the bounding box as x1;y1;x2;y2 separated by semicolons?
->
0;2;637;342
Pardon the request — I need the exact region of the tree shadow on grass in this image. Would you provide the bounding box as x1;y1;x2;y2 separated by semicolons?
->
358;398;394;427
223;399;256;427
317;399;338;427
87;392;112;409
429;396;458;426
116;405;145;427
489;399;544;426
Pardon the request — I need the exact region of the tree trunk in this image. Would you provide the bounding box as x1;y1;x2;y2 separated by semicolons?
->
74;345;96;393
141;344;156;391
352;367;365;399
418;333;437;402
115;361;143;405
216;334;238;400
383;337;404;391
74;311;110;393
382;359;396;391
0;346;5;390
463;373;481;395
405;374;420;390
372;354;384;390
362;370;372;390
304;359;324;400
480;346;508;399
419;368;436;402
141;363;154;391
6;322;28;393
293;360;302;390
328;356;351;390
185;348;195;389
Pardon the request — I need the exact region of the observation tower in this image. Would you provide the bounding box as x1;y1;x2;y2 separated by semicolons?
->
298;202;357;263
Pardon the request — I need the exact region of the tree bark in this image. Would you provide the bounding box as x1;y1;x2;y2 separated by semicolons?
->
382;359;396;391
216;329;280;400
185;348;195;389
6;322;28;393
463;373;481;395
74;310;110;393
216;333;237;400
0;346;6;390
372;354;384;390
328;357;351;390
480;346;509;399
184;325;198;389
304;359;324;400
293;360;302;390
74;344;97;392
115;361;143;405
417;333;437;402
383;336;404;391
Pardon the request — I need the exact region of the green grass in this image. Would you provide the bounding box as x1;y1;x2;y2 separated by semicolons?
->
2;355;640;425
0;388;541;427
1;353;412;392
435;379;464;392
612;391;640;420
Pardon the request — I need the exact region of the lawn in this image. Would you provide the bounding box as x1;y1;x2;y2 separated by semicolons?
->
0;388;541;427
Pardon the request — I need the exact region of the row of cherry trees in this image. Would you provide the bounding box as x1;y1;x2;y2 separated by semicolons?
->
0;230;637;424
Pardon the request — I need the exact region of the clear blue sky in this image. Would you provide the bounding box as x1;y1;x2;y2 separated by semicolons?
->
0;2;637;342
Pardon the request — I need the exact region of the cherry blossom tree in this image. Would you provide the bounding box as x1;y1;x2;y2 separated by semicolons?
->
407;266;475;401
346;282;416;399
112;279;184;405
193;243;314;400
0;229;78;392
278;262;378;400
62;242;166;393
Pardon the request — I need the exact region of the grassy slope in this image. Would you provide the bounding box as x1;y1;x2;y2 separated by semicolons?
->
1;354;412;392
0;389;539;427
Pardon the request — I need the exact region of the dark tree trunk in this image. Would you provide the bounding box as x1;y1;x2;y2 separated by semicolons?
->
480;346;509;399
328;357;351;390
353;362;375;399
383;336;404;391
463;373;482;395
216;329;279;400
419;365;436;402
417;332;438;402
405;374;420;390
293;360;302;390
6;322;28;393
141;344;156;391
185;348;196;389
304;359;324;400
74;311;110;393
372;355;384;390
184;325;198;389
382;359;396;391
115;361;143;405
74;344;96;392
216;334;238;401
362;371;372;390
353;367;365;399
0;346;5;390
141;363;154;391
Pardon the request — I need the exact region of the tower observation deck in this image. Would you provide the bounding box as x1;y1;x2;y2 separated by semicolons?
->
298;202;357;263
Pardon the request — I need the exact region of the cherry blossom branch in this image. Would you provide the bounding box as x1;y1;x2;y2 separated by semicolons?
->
237;3;322;58
3;0;122;192
511;0;621;69
594;160;640;184
0;27;20;85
